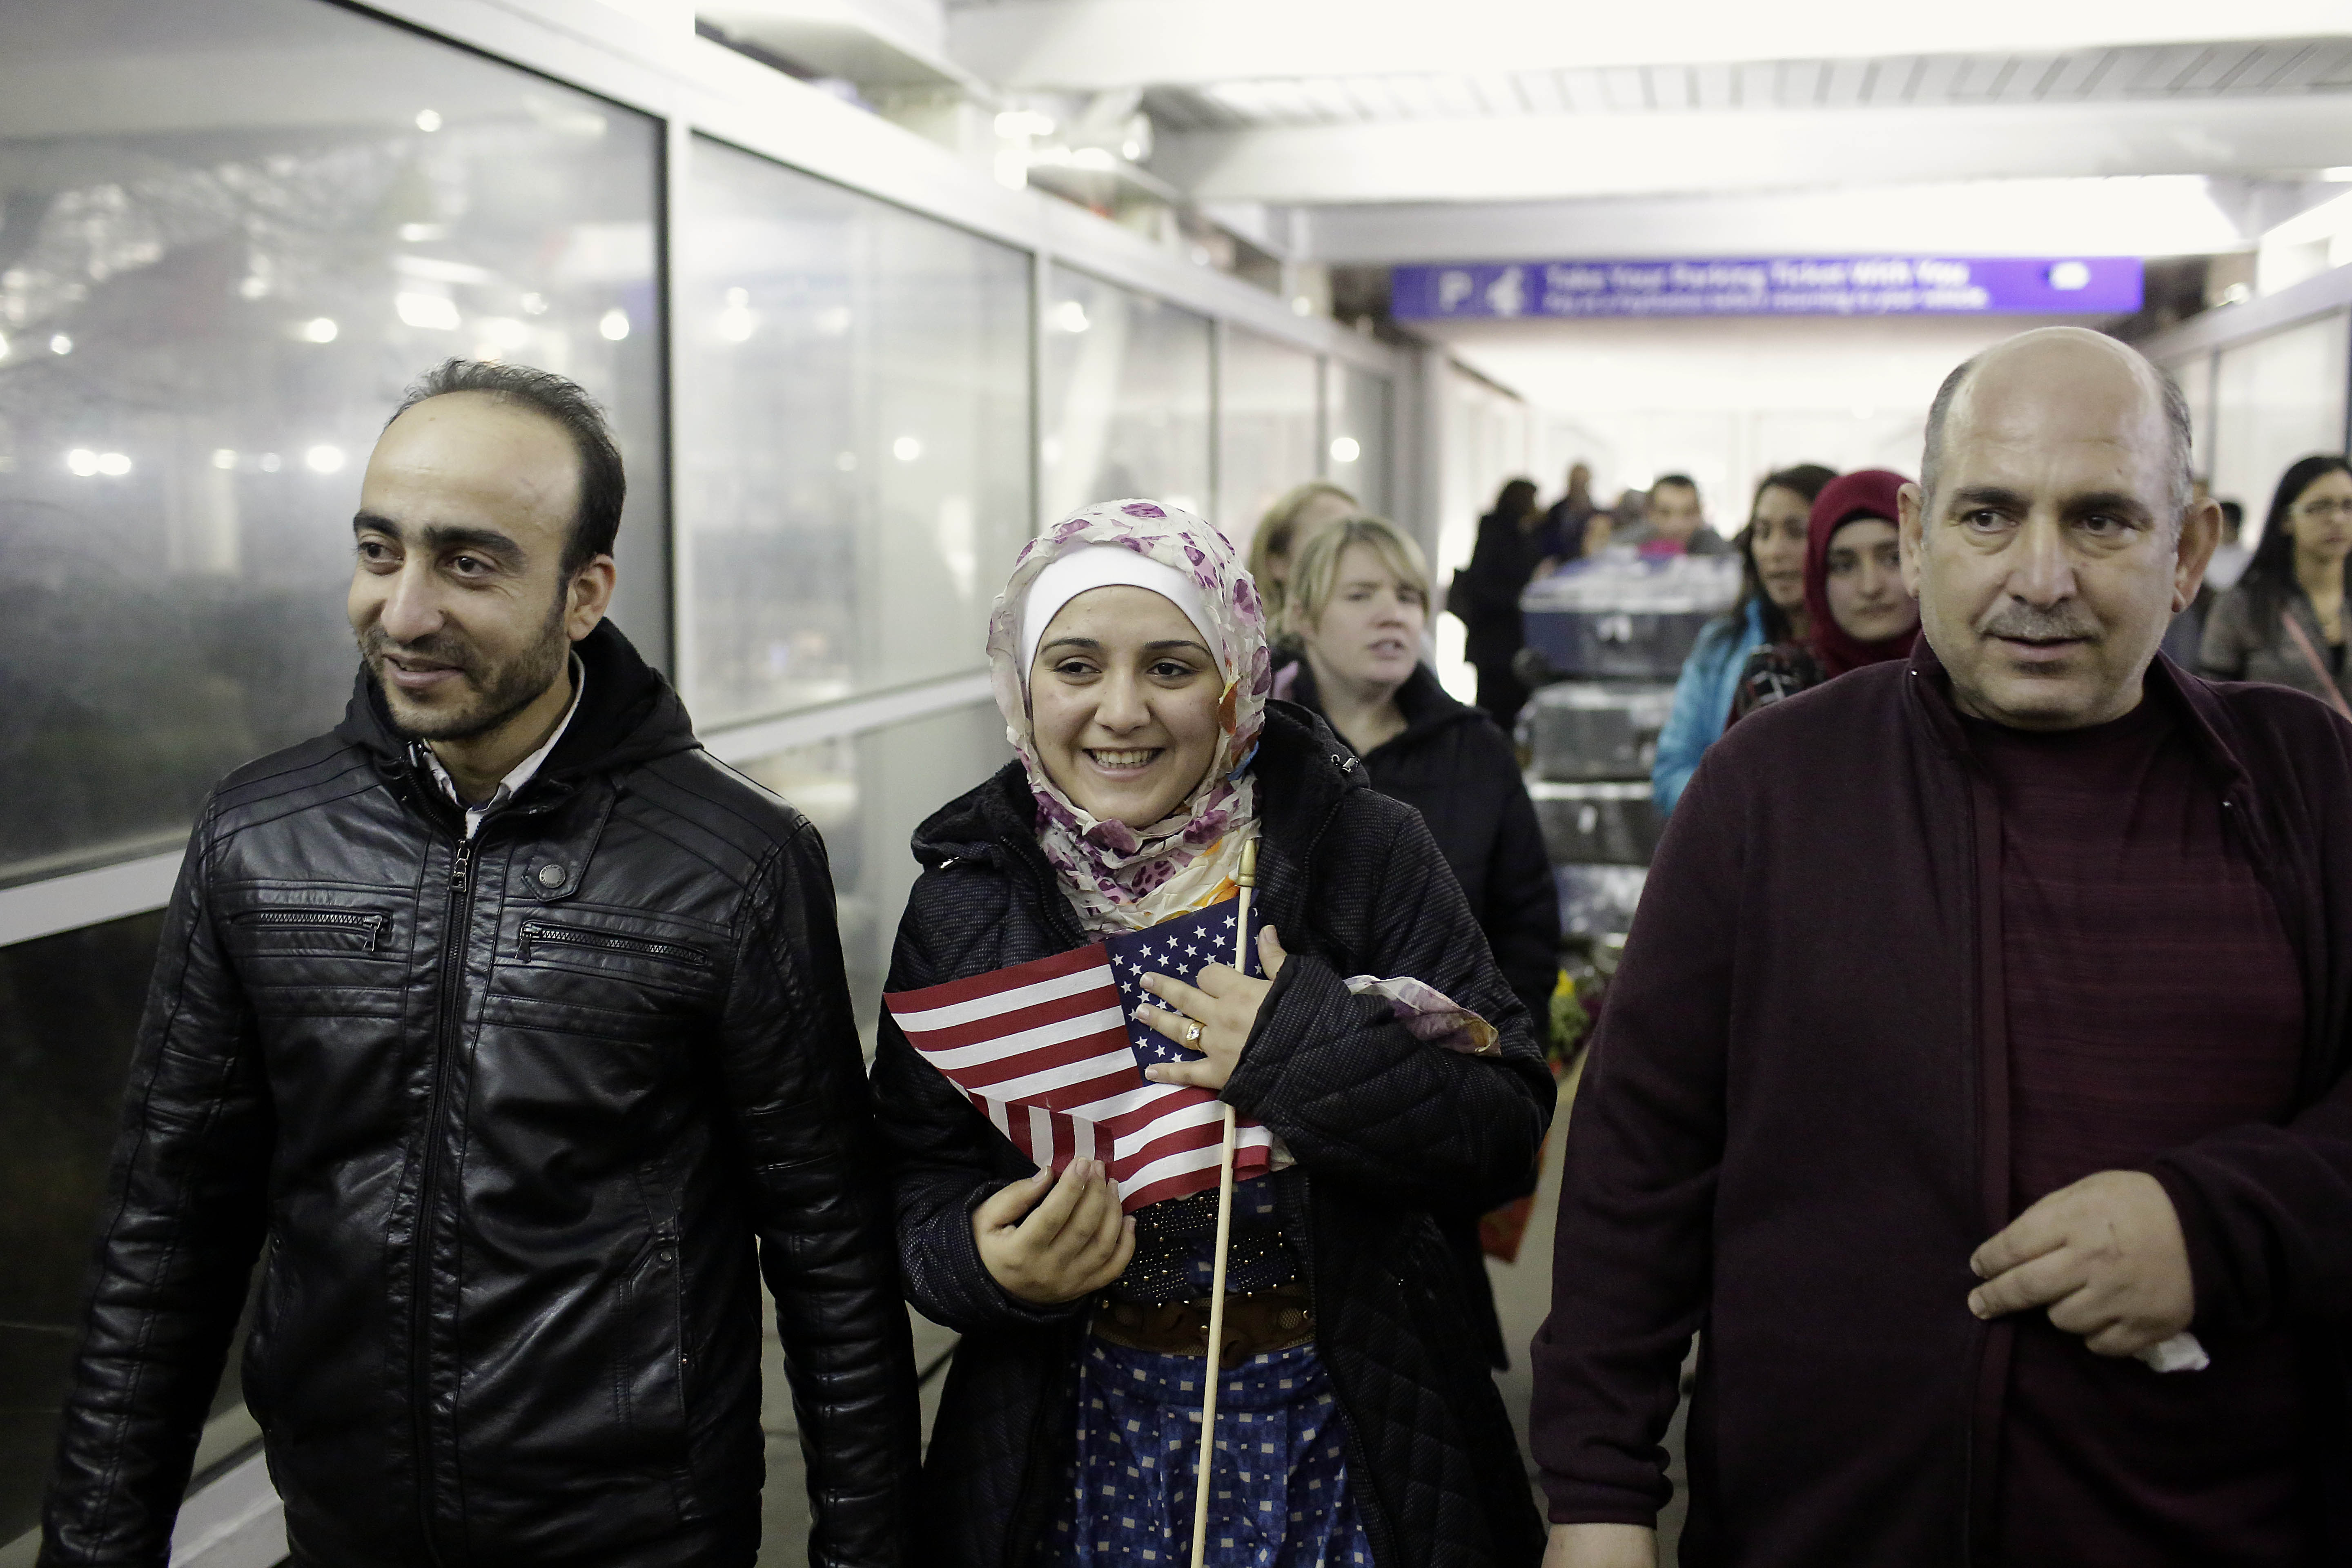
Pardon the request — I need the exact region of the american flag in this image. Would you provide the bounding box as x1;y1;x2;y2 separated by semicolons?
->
884;898;1278;1211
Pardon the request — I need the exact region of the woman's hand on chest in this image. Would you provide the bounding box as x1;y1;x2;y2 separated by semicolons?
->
1134;925;1290;1093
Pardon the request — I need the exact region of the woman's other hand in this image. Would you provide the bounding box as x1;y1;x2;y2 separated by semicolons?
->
1136;926;1290;1091
973;1159;1136;1305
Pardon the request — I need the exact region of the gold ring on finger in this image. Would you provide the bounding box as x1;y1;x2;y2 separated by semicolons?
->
1185;1020;1203;1045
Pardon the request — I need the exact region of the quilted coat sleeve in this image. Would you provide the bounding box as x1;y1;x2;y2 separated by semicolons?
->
1221;797;1555;1213
719;824;919;1568
42;800;274;1568
868;875;1089;1334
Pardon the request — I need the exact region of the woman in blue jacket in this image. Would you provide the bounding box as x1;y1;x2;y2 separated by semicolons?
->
1651;465;1835;813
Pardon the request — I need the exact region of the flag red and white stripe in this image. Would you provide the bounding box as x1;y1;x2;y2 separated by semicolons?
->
885;944;1276;1211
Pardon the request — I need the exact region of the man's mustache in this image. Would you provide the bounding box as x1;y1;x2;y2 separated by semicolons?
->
361;627;481;675
1977;603;2100;643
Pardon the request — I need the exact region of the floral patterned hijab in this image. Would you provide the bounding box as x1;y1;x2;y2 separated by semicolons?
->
988;499;1272;932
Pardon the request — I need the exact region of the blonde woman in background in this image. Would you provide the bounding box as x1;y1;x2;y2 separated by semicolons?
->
1246;479;1357;624
1282;515;1559;1372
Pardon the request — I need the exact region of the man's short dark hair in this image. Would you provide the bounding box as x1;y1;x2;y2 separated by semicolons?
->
1652;473;1699;496
1920;341;2194;523
390;359;625;574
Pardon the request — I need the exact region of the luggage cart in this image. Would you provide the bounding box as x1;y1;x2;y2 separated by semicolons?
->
1515;551;1739;944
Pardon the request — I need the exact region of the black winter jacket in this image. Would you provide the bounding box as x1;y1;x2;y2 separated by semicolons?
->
1289;661;1559;1369
869;702;1554;1568
1289;661;1558;1031
41;622;915;1568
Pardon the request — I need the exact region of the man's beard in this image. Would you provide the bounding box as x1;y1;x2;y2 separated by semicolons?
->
362;595;570;744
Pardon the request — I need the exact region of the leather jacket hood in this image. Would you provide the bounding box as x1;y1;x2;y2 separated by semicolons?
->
45;620;915;1568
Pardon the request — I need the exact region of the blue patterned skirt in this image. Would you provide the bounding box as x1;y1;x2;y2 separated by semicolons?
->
1045;1338;1374;1567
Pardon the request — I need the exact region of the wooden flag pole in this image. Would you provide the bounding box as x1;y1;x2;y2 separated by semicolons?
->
1188;838;1256;1568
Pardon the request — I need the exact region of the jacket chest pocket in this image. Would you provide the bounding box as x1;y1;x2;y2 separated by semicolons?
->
233;908;388;955
519;921;711;976
497;911;724;1038
223;895;404;1010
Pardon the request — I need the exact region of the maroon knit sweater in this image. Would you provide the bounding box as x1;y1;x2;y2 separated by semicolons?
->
1531;643;2352;1568
1969;702;2308;1564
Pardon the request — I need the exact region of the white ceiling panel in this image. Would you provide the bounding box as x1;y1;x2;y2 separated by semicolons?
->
1152;92;2352;205
1516;71;1568;116
945;0;2352;91
1557;68;1606;114
1298;176;2256;265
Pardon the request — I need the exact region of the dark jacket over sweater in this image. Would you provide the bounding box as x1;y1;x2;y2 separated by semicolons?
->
42;623;916;1568
869;703;1555;1568
1530;643;2352;1566
1290;660;1559;1031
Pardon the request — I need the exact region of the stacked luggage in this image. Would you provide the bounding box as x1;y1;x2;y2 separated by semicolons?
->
1517;552;1740;942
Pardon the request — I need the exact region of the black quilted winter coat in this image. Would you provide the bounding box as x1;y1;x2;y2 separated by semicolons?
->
41;622;916;1568
1285;661;1557;1033
870;702;1554;1567
1286;659;1559;1373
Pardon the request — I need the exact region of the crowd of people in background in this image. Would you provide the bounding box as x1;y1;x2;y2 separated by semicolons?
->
1449;442;2351;838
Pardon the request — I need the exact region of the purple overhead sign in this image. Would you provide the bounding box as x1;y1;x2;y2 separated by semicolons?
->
1391;256;2143;320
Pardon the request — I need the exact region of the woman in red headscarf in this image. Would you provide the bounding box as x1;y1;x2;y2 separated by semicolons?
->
1729;468;1921;721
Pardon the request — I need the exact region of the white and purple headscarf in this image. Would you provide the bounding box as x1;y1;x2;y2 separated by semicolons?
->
989;498;1501;1059
988;499;1272;932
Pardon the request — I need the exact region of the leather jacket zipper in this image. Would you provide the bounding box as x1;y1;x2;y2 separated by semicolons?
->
519;921;708;969
234;909;385;951
412;832;477;1564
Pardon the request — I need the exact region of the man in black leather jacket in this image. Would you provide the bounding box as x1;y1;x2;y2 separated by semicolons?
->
40;361;915;1567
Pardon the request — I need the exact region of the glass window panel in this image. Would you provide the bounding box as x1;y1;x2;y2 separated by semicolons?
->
734;702;1009;1029
677;137;1031;725
2212;312;2350;537
1323;362;1393;519
1038;268;1211;525
0;0;664;887
1216;325;1320;552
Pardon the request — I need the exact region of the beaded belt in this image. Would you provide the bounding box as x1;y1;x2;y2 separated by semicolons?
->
1089;1283;1316;1360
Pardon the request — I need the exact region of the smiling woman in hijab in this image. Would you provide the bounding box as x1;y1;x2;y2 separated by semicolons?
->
1730;468;1922;721
869;500;1553;1568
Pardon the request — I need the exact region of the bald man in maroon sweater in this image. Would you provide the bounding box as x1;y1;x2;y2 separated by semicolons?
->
1535;327;2352;1568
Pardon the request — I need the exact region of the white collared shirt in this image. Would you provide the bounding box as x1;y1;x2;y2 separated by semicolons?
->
423;657;585;840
